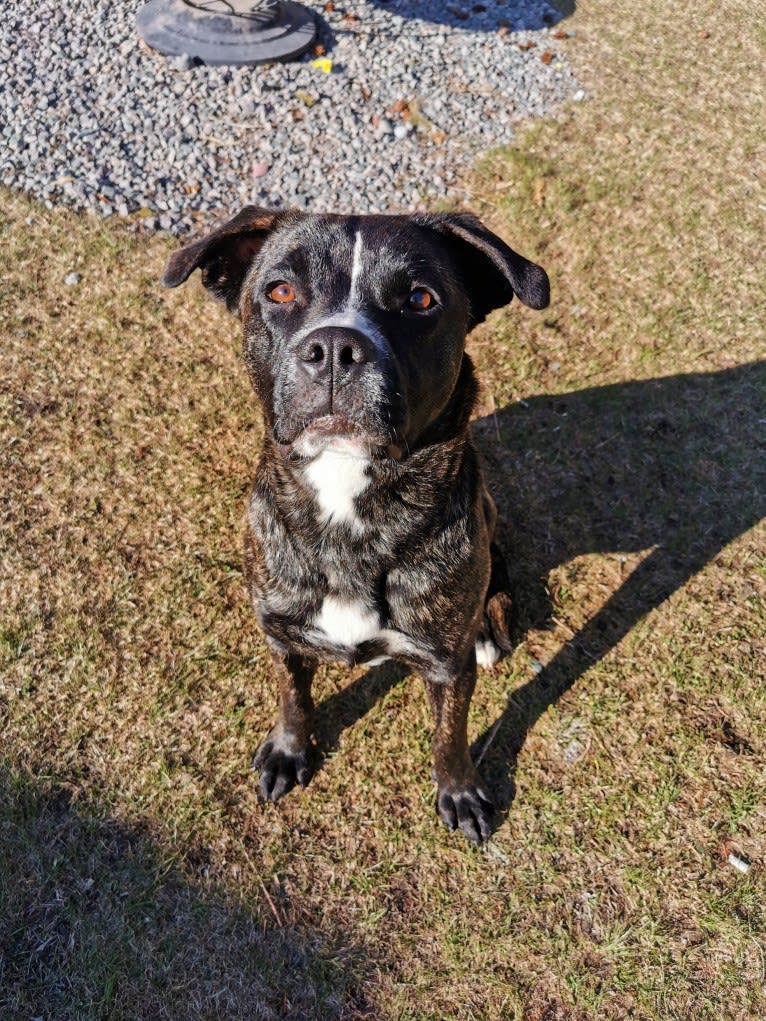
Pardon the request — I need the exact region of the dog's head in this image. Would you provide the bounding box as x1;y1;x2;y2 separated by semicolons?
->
163;208;548;458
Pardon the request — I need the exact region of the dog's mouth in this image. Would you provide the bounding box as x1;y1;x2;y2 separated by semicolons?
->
301;414;365;441
275;415;403;461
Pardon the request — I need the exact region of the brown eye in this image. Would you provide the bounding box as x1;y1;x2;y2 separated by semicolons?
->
268;282;296;304
407;288;434;312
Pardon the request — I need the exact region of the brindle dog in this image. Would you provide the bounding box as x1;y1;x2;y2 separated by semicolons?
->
163;207;549;842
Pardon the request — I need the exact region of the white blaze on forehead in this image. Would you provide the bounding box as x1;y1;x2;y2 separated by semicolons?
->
289;228;388;351
349;230;364;305
302;447;370;529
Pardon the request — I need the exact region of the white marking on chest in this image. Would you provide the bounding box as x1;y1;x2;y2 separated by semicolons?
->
311;595;418;662
302;448;370;528
315;596;381;646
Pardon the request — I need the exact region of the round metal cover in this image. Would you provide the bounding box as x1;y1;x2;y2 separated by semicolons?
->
136;0;317;66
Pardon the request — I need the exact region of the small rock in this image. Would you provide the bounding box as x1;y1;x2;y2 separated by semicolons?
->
167;53;194;72
727;852;751;875
64;272;81;286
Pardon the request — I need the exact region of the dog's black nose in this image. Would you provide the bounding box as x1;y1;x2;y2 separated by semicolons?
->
296;327;375;383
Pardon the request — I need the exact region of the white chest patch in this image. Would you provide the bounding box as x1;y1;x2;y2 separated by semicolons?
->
311;595;417;663
302;449;370;529
315;596;381;646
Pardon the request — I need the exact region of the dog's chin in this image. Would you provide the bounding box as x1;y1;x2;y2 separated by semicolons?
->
276;415;402;461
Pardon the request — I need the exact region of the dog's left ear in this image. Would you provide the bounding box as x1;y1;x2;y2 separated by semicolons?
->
425;212;550;325
161;206;292;314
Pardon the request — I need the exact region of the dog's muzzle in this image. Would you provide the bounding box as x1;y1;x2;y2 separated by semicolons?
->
276;325;402;455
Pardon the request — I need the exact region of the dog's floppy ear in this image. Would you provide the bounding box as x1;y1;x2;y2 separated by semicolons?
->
161;206;291;314
426;212;550;325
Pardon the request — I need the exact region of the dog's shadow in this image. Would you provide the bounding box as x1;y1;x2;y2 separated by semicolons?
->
310;362;764;827
470;360;765;817
313;659;410;755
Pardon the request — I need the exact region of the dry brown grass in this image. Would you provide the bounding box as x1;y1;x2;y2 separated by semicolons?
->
1;0;765;1018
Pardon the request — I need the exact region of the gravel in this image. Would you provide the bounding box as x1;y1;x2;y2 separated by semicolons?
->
0;0;580;233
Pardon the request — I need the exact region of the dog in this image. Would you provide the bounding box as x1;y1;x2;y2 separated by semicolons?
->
162;207;549;843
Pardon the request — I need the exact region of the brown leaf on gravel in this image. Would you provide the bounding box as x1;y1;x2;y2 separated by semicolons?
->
518;39;537;50
541;50;554;64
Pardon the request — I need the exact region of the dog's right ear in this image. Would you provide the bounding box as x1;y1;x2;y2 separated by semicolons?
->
161;206;290;314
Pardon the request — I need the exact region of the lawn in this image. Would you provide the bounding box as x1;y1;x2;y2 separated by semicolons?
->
1;0;764;1018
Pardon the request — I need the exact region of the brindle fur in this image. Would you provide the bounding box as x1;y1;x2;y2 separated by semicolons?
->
163;207;548;843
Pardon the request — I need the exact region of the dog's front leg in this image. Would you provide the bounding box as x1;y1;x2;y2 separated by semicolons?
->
254;651;317;802
424;654;496;844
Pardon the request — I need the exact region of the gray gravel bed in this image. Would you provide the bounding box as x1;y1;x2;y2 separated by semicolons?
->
0;1;582;232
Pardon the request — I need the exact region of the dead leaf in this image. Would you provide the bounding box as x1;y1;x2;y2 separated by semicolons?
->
532;177;546;206
541;50;554;64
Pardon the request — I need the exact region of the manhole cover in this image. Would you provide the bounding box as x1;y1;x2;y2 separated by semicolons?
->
136;0;317;66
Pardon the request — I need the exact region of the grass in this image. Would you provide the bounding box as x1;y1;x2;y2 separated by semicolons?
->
1;0;764;1017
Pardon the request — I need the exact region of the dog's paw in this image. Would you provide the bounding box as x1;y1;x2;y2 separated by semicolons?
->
436;780;496;845
253;729;314;802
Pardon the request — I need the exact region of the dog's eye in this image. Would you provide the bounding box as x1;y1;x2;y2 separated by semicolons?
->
407;288;435;312
267;282;296;304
